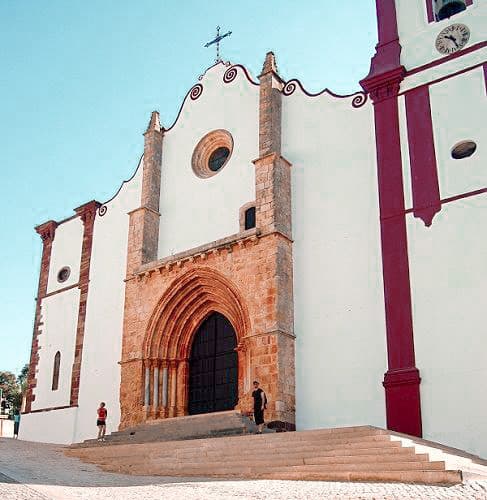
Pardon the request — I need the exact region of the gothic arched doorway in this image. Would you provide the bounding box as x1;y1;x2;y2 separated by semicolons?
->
188;312;238;415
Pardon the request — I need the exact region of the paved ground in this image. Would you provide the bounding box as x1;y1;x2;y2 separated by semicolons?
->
1;438;487;499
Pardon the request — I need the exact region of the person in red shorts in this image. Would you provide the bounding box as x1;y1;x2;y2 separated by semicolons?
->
96;402;107;442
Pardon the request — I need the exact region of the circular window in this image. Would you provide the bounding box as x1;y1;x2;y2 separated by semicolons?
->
192;129;233;178
208;147;230;172
57;267;71;283
451;141;477;160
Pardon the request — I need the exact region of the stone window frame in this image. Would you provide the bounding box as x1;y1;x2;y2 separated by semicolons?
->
239;202;256;232
191;129;234;179
52;351;61;391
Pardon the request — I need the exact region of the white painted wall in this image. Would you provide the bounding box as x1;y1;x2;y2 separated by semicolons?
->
396;0;486;72
25;159;142;444
398;95;414;210
407;199;487;459
19;407;77;444
46;216;83;294
282;89;388;431
74;160;142;443
0;419;14;438
400;66;485;210
32;287;80;411
158;63;258;258
429;67;486;199
401;61;487;458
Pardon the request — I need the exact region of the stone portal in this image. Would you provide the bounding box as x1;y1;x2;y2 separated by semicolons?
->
188;312;238;415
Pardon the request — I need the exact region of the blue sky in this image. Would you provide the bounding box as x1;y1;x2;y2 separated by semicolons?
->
0;1;377;375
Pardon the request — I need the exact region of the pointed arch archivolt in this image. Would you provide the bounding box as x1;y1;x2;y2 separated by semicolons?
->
143;267;251;361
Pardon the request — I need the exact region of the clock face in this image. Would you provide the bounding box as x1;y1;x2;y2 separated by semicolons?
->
435;24;470;55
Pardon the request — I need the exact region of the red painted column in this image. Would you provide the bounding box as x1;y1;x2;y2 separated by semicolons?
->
25;220;58;413
361;0;422;437
69;200;100;406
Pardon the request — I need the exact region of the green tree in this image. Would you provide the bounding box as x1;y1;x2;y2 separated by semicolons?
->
17;364;29;393
0;371;19;414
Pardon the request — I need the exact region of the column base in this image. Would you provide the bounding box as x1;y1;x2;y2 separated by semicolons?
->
383;367;422;437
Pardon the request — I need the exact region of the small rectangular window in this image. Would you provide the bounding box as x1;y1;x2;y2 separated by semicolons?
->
244;206;256;230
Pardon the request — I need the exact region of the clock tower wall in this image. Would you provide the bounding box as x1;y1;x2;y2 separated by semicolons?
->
390;0;487;459
394;0;486;72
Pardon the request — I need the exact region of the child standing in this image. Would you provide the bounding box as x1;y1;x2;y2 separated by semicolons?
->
96;402;107;442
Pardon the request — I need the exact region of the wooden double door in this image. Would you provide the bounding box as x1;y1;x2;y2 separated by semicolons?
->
188;312;238;415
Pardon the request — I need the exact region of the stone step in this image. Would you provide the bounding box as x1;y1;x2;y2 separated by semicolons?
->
101;459;448;476
93;440;407;463
256;470;463;485
67;425;484;485
98;461;461;484
69;433;398;460
74;410;265;448
203;444;412;459
98;452;432;471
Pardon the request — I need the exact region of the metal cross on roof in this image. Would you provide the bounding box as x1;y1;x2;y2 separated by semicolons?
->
204;26;232;63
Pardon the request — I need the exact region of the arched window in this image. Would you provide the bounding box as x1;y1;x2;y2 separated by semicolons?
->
52;351;61;391
433;0;467;21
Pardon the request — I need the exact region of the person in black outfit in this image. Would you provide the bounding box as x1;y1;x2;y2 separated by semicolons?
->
252;380;267;434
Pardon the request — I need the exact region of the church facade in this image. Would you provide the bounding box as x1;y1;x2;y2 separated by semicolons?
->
21;0;487;459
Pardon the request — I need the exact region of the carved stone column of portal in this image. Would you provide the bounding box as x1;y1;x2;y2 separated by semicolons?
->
234;342;248;412
143;359;151;408
168;360;178;418
176;358;189;416
152;360;159;414
161;360;169;417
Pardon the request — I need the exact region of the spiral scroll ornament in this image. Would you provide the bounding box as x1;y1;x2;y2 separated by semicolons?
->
283;81;297;96
98;205;108;217
351;92;368;108
223;66;238;84
190;84;203;100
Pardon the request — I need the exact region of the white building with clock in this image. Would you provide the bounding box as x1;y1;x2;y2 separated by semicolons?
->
20;0;487;461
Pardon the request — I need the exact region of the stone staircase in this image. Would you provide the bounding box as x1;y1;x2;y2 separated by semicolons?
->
66;424;487;484
74;410;267;448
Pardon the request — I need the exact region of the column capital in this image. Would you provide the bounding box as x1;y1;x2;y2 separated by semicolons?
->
360;66;405;104
150;358;160;368
35;220;58;243
74;200;101;226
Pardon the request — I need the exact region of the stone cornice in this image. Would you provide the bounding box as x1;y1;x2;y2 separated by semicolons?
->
252;152;292;168
134;228;261;278
74;200;101;226
35;220;58;242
